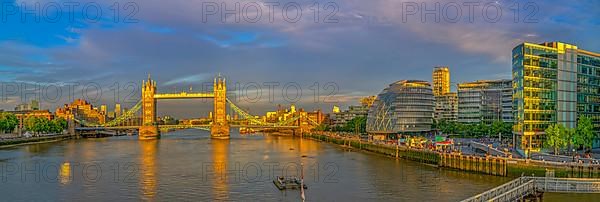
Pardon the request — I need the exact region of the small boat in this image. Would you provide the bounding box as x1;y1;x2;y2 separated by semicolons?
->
273;176;308;190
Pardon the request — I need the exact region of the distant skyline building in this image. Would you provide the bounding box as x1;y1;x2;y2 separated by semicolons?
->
332;106;340;113
14;100;40;111
367;80;434;140
513;42;600;150
100;105;107;115
115;103;122;117
360;96;377;108
55;99;106;124
432;66;451;96
332;96;373;128
458;79;513;124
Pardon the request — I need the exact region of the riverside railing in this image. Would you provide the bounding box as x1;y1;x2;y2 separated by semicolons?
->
462;176;600;202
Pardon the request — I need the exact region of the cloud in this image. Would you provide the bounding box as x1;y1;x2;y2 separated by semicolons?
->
164;74;212;86
0;0;599;116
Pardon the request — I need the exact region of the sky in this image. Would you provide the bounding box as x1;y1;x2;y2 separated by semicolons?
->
0;0;599;118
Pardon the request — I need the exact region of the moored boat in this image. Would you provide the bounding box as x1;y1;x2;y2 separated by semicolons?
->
273;176;308;190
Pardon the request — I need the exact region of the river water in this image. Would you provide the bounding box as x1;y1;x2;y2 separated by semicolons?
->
0;130;576;201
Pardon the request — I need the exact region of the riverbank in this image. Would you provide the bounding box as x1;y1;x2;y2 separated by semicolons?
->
0;134;74;149
304;133;600;178
303;133;506;176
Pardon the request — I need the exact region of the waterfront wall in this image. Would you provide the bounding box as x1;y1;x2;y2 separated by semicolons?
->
0;134;73;148
506;159;600;178
304;133;506;176
439;153;506;176
305;133;600;178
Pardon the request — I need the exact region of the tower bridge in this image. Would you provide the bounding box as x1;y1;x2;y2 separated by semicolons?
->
75;74;318;140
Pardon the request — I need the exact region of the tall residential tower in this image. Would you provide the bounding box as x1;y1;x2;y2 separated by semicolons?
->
433;66;451;96
433;66;458;122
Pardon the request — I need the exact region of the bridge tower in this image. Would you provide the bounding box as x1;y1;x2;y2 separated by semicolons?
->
139;74;160;140
211;75;230;139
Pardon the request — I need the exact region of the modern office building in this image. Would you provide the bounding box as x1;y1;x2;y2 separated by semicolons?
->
433;66;451;96
432;66;458;122
513;42;600;150
458;80;513;124
367;80;434;139
434;92;458;122
332;104;369;128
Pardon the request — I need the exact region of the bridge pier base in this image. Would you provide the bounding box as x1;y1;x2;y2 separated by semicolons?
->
139;126;160;140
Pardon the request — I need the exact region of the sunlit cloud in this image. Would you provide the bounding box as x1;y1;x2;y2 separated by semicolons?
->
164;74;212;86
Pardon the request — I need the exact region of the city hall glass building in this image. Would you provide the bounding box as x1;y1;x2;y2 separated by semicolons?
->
367;80;434;139
513;42;600;150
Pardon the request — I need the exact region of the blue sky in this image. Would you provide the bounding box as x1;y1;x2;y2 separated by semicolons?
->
0;0;599;118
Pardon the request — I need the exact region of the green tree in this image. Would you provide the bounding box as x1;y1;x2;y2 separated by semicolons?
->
0;112;18;133
503;122;513;135
314;124;330;131
343;117;367;133
564;127;577;154
545;124;568;155
38;118;50;133
436;120;461;135
51;118;68;133
24;116;37;133
575;116;596;151
491;121;505;137
23;117;55;134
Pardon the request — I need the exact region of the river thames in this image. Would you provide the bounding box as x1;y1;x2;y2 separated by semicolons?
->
0;130;581;201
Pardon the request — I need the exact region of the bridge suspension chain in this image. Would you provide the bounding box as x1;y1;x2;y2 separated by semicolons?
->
75;100;142;127
226;98;269;125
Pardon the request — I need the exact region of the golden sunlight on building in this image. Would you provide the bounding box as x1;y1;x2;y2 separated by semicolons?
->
332;105;340;113
432;66;451;96
55;99;106;124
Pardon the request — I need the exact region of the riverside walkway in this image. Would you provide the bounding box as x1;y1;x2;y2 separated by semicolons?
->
461;176;600;202
470;141;509;157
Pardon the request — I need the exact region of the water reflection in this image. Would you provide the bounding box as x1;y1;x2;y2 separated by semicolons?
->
0;131;517;201
211;139;229;200
140;140;158;200
59;162;71;185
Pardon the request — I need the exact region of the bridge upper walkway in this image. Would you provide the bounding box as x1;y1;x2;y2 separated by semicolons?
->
153;92;214;99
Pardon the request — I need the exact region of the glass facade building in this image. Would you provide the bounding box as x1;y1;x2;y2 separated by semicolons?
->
513;42;600;150
457;80;513;124
435;92;458;122
367;80;434;138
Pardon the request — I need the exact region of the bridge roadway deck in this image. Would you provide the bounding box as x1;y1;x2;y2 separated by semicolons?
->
462;176;600;202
